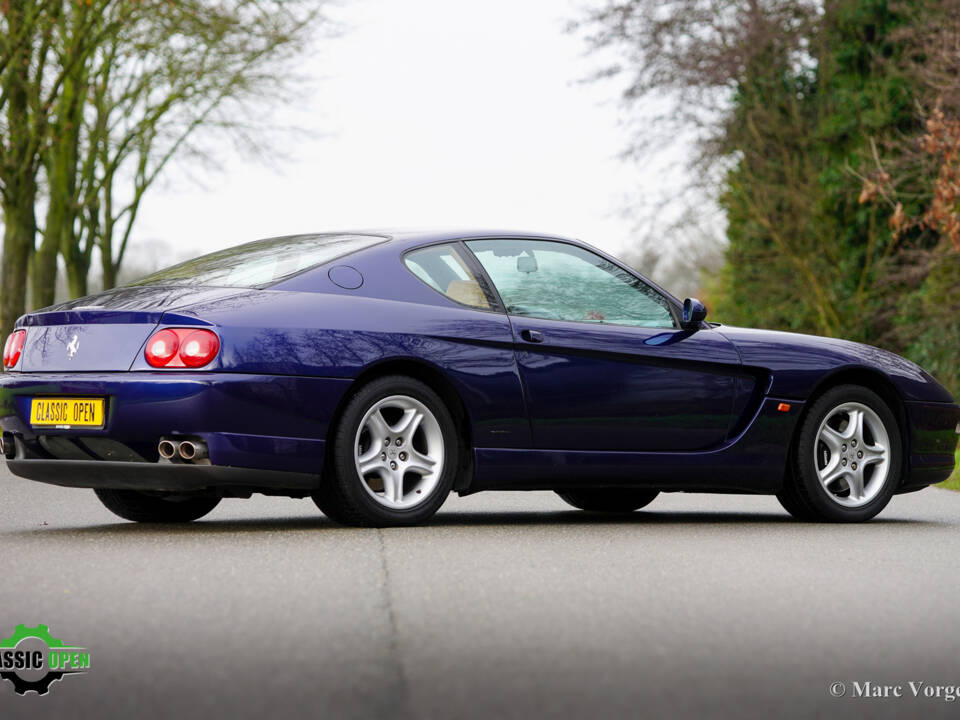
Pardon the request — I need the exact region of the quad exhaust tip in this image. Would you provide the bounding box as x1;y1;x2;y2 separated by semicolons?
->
157;437;208;463
157;439;178;460
177;440;207;462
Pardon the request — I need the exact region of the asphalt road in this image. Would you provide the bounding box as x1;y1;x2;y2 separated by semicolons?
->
2;466;960;719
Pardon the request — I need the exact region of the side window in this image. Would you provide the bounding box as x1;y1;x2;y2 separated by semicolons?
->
465;239;675;328
404;244;493;310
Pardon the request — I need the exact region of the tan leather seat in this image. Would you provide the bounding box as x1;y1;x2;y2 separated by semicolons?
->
446;279;489;309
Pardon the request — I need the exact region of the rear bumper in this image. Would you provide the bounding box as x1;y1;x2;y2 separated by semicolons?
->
0;371;352;480
901;400;960;491
4;458;318;493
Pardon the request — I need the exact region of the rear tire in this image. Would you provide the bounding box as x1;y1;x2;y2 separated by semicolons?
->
777;384;902;522
313;375;459;527
556;488;659;513
94;488;220;523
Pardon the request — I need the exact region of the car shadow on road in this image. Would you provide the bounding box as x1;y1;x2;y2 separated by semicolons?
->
0;509;945;539
427;509;937;526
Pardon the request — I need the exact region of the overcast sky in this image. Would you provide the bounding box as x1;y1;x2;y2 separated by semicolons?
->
130;0;674;270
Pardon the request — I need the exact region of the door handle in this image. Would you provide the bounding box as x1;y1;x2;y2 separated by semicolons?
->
520;329;544;343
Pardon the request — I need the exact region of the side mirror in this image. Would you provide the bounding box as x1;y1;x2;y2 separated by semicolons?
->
681;298;707;329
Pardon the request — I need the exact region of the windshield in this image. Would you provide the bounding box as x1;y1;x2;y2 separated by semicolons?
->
130;233;386;288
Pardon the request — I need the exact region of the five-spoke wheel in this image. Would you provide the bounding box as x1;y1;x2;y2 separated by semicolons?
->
814;402;889;507
354;395;445;510
778;385;901;522
314;375;459;527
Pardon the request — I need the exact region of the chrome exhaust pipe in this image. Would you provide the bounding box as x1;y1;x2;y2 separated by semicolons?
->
178;439;208;462
158;439;179;460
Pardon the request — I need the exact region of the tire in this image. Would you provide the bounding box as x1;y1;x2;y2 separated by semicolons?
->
774;482;817;521
313;375;459;527
556;488;659;513
777;384;902;522
94;488;220;523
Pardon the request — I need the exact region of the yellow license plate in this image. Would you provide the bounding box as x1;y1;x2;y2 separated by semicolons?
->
30;398;105;428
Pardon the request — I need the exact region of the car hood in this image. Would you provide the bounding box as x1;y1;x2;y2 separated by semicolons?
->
714;325;955;403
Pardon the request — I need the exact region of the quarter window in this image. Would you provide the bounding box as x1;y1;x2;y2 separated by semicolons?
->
404;244;493;310
465;239;674;328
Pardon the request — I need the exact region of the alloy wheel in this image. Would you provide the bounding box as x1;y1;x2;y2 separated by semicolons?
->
354;394;445;510
814;402;890;508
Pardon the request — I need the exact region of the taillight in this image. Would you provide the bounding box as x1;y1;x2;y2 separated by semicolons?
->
3;330;26;369
144;328;220;368
179;330;220;367
144;329;180;366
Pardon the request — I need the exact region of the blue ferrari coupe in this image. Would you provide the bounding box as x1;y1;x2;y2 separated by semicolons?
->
1;229;958;526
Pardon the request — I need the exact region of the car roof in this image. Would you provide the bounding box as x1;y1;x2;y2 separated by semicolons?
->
338;228;683;308
239;228;682;310
308;228;581;251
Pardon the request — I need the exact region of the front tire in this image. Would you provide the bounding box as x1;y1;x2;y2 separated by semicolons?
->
777;384;902;522
94;488;220;523
556;488;659;513
313;375;459;527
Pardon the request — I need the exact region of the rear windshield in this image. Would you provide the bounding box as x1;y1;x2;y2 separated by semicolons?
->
130;233;385;288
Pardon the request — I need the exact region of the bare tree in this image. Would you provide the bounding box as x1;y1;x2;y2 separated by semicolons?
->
0;0;63;336
1;0;332;335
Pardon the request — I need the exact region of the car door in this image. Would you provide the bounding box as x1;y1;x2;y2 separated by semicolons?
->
464;238;745;452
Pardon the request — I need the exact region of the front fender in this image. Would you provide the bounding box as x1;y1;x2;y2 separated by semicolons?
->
716;326;954;403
